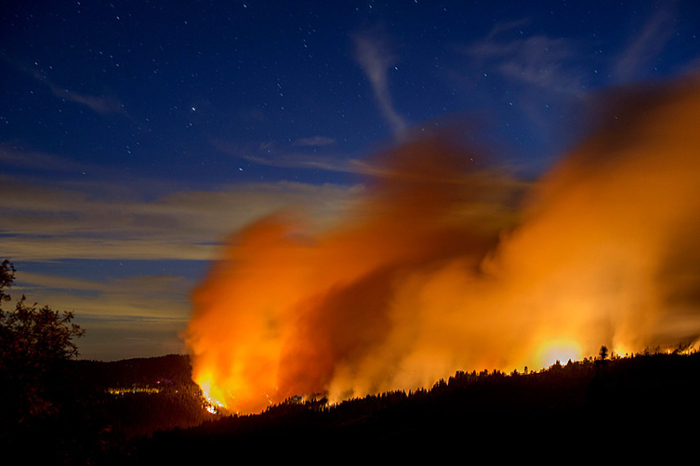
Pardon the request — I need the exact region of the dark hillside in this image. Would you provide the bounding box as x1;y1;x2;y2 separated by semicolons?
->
67;355;214;439
122;351;700;463
72;354;197;389
7;350;697;464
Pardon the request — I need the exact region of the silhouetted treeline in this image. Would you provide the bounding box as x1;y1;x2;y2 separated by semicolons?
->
5;350;699;464
118;350;700;464
73;354;199;389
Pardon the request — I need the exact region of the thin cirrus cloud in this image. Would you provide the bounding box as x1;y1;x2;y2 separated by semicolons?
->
460;19;584;95
453;8;689;162
1;52;127;116
611;7;676;83
0;171;359;263
210;135;465;181
210;137;377;176
30;67;126;116
11;270;195;361
292;136;337;147
50;86;126;115
456;19;590;159
15;271;192;320
351;27;409;137
0;143;87;173
463;7;681;94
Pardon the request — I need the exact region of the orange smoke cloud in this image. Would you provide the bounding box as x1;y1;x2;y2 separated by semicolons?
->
186;75;700;414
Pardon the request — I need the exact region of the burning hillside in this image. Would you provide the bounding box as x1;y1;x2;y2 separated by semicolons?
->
186;76;700;414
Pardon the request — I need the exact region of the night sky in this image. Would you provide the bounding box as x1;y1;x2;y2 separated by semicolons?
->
2;1;699;361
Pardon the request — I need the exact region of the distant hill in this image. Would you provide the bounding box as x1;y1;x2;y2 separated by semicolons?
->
114;351;700;463
72;354;197;390
66;355;214;442
11;350;695;463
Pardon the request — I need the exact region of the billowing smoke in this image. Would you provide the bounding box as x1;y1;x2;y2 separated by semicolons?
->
186;76;700;414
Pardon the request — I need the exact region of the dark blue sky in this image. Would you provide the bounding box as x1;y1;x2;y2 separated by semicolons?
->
2;0;699;360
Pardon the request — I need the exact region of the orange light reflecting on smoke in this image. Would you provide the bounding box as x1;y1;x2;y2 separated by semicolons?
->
536;340;583;368
187;76;700;413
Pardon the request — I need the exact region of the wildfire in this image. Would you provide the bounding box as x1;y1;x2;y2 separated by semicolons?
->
536;340;583;368
186;75;700;414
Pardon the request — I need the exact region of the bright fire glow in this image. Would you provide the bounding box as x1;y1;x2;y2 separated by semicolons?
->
537;340;583;368
186;76;700;414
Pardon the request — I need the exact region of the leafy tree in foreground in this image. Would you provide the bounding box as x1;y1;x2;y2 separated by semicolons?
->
0;259;85;432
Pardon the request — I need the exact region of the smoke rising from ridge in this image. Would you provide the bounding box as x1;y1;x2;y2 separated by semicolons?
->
186;76;700;414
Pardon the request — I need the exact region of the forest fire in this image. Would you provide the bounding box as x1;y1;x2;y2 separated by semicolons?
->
186;76;700;414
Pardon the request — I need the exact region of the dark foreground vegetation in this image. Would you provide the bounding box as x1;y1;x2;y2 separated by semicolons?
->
1;354;215;464
2;260;699;463
0;260;213;464
127;351;700;463
6;351;700;463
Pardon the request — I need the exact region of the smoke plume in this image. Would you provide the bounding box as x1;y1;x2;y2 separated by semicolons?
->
186;76;700;414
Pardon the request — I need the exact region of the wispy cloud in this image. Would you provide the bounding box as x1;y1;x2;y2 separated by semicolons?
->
2;52;127;116
0;142;87;173
352;27;408;136
612;7;676;83
15;271;191;317
211;136;454;180
31;67;127;115
456;19;593;160
11;271;194;360
461;20;584;94
292;136;337;147
0;170;358;263
211;137;375;175
50;85;126;115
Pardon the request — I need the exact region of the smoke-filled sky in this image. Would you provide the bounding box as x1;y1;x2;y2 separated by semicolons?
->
2;1;700;362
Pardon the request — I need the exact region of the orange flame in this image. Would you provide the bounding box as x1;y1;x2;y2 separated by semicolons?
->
186;76;700;413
